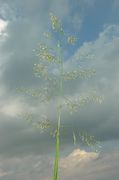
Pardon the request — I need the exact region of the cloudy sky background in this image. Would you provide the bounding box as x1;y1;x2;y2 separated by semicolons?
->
0;0;119;179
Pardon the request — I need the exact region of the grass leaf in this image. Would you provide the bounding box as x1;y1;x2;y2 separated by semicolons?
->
53;130;60;180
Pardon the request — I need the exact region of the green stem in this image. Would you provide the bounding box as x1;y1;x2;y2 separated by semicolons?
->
53;111;60;180
53;41;63;180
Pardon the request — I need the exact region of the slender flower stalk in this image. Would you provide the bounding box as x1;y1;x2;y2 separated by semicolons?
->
53;40;63;180
17;12;103;180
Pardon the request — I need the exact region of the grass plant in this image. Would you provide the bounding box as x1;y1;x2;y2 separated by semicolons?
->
17;12;103;180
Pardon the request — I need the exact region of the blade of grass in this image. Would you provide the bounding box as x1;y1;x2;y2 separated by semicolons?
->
53;129;60;180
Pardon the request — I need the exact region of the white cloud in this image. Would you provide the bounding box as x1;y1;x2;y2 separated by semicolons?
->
0;100;23;117
60;148;98;169
59;149;119;180
0;97;43;118
0;149;119;180
0;19;8;37
0;19;7;33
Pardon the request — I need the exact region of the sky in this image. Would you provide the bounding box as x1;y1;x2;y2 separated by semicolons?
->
0;0;119;179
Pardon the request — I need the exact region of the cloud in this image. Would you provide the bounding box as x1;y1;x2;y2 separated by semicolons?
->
61;24;119;142
0;2;118;180
0;19;8;36
0;0;82;157
0;98;24;117
59;149;119;180
0;23;119;157
0;149;119;180
60;148;98;169
0;0;119;159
